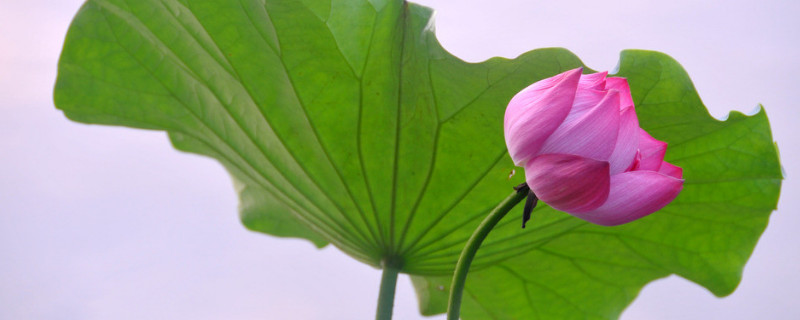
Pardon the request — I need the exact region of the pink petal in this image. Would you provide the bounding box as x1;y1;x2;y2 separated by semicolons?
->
637;129;667;171
505;69;582;166
658;161;683;179
562;88;607;125
539;90;621;161
504;68;583;132
562;72;616;133
571;171;684;226
605;77;635;110
525;154;610;213
579;71;608;90
608;106;640;174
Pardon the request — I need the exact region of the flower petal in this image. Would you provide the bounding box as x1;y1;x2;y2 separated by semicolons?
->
562;87;607;125
637;129;667;171
525;154;610;213
572;171;683;226
504;68;583;133
658;161;683;179
579;71;608;90
562;72;615;131
539;90;621;161
605;77;634;110
505;68;582;165
608;106;640;174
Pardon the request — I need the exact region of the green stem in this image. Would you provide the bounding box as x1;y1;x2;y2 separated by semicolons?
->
447;188;529;320
375;259;401;320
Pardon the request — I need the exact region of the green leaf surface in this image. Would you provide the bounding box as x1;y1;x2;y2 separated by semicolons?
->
54;0;781;318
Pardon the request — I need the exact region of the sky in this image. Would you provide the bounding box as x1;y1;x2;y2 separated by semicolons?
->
1;0;798;319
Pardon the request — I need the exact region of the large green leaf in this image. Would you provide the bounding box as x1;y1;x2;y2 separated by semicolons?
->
54;0;781;318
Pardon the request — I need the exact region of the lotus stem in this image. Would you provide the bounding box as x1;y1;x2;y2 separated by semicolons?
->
446;185;530;320
375;258;401;320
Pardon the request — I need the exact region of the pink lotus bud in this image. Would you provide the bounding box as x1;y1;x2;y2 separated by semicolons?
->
504;68;684;226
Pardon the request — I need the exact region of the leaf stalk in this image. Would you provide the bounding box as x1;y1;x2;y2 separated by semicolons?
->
375;258;401;320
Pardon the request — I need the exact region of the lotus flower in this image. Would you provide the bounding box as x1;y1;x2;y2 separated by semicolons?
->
504;68;683;226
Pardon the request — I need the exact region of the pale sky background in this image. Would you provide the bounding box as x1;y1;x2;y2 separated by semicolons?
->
1;0;797;319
